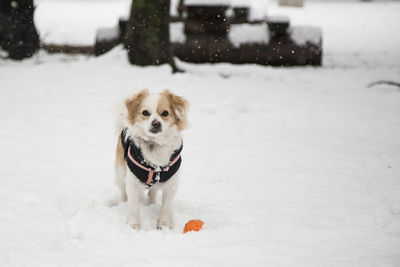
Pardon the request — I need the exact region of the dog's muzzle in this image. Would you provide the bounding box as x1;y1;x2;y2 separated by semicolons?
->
150;119;162;134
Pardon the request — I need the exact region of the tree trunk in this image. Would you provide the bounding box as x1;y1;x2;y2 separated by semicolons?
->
0;0;40;59
124;0;173;67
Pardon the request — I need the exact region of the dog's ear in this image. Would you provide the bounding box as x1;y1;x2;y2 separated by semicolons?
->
162;90;189;131
125;89;148;124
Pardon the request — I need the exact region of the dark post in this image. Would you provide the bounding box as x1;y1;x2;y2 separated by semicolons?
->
0;0;40;59
124;0;178;70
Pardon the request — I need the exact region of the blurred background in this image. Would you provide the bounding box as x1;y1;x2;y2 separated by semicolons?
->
1;0;398;67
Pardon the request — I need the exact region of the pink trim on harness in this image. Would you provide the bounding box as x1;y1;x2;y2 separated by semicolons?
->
127;146;181;185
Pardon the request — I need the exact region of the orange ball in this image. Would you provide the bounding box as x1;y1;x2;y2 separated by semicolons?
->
183;219;204;233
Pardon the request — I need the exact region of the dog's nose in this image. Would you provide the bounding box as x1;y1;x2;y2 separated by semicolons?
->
152;119;161;129
150;119;162;133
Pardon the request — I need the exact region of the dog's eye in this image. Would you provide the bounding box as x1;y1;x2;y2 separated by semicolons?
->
142;110;150;116
161;110;169;117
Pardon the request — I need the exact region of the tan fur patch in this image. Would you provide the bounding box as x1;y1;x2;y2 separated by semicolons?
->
115;133;125;166
159;90;189;131
125;89;149;126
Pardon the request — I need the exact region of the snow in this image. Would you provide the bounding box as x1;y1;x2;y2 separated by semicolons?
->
0;47;8;58
230;0;251;7
267;15;290;23
1;0;400;266
34;0;131;45
228;23;270;47
185;0;231;6
170;23;186;44
290;26;322;45
96;26;120;42
228;23;321;48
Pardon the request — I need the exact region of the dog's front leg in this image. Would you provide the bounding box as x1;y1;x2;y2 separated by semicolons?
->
157;178;178;229
114;161;127;202
126;173;141;229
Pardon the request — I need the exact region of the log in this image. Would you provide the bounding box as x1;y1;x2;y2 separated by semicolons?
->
94;25;120;56
231;7;250;24
184;5;229;35
278;0;304;7
172;25;322;66
42;44;94;55
267;16;290;37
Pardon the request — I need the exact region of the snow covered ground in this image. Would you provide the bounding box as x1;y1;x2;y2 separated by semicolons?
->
1;0;400;266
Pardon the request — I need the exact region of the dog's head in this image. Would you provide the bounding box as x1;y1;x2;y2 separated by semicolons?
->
124;89;188;144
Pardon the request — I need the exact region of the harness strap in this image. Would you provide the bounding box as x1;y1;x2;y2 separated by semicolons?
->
167;153;181;170
127;146;181;185
147;169;155;185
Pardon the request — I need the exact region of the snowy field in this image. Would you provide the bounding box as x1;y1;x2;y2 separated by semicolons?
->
1;0;400;266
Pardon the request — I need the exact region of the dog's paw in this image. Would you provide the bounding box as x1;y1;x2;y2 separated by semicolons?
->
157;216;174;229
120;193;127;202
127;216;140;230
129;223;140;230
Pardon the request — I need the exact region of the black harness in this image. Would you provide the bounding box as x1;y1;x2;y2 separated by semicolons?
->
121;129;182;187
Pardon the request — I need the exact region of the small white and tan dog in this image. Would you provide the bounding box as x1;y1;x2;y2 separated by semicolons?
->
115;89;188;229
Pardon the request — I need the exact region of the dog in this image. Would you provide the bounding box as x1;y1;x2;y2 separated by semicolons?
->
115;89;188;229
